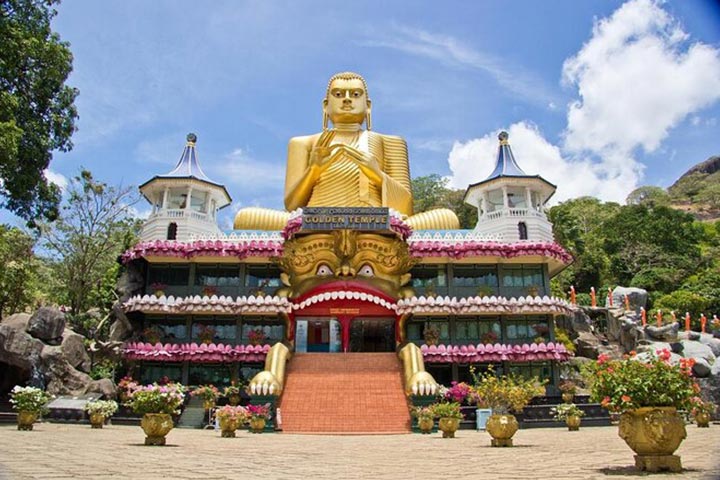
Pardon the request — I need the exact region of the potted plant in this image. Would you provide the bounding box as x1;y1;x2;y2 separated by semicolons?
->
117;376;139;403
197;324;216;344
85;400;118;429
201;285;219;297
689;396;715;428
550;403;585;431
124;382;186;446
559;380;577;403
223;383;244;406
584;350;697;472
150;282;167;298
190;384;220;410
410;406;435;434
9;386;52;431
431;402;463;438
471;366;544;447
480;331;499;345
215;405;248;438
248;328;266;346
246;404;271;433
142;326;162;345
423;324;440;346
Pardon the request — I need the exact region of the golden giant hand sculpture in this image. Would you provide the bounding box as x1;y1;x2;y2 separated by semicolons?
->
234;72;459;231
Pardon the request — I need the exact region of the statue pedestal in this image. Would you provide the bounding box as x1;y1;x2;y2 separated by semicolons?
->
634;455;682;473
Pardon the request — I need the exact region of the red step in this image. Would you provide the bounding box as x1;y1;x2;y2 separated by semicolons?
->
278;353;411;434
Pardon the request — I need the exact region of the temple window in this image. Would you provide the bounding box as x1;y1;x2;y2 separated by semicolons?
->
501;265;543;290
195;265;241;287
190;191;207;213
166;189;187;209
506;187;527;209
244;265;282;290
503;315;550;344
143;316;188;342
191;318;237;343
188;364;232;387
455;316;501;344
140;364;182;385
167;222;177;240
452;265;498;297
507;361;553;386
240;317;284;344
518;222;528;240
410;264;447;296
486;189;503;212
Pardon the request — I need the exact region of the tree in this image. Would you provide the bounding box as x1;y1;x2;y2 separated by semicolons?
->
411;174;477;229
40;170;140;319
0;0;78;226
626;186;670;208
0;225;40;316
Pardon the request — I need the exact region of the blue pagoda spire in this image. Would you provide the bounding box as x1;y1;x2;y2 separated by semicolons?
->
163;133;212;182
484;131;527;180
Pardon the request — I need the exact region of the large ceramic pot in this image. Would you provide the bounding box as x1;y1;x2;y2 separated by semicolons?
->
438;417;460;438
561;393;574;403
249;417;266;433
89;413;106;429
695;412;710;428
219;417;239;438
486;414;519;447
417;417;434;434
228;394;241;406
140;413;174;446
566;415;581;431
618;407;686;473
17;411;37;431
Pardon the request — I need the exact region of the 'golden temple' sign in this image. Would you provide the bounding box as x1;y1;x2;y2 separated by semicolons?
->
302;207;390;231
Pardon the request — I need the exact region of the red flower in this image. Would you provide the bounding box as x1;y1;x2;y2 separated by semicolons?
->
600;396;611;407
656;349;671;362
621;395;631;403
597;354;610;365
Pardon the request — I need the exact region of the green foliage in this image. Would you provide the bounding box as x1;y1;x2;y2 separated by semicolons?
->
470;365;545;414
0;0;78;226
695;183;720;209
411;174;477;229
680;269;720;314
89;358;119;381
550;403;585;421
554;328;575;353
583;352;698;412
626;186;670;208
85;400;118;417
40;170;140;317
430;402;463;419
0;225;39;315
125;383;186;415
630;267;684;293
653;291;711;319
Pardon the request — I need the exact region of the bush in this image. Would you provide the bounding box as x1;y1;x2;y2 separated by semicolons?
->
554;328;576;353
431;402;463;419
9;386;52;414
654;290;711;320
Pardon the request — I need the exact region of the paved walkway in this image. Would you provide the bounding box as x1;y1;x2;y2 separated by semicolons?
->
0;423;718;479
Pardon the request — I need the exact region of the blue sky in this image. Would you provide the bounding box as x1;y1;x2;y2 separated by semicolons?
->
9;0;720;229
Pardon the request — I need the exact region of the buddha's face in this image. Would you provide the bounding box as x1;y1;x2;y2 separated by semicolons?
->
324;78;369;125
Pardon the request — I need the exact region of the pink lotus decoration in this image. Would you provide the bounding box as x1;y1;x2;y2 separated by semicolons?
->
397;295;575;315
122;294;291;315
407;240;572;264
121;239;284;263
420;342;571;363
122;342;272;363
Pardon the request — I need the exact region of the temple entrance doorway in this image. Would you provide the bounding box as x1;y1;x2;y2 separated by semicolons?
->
349;318;395;352
295;317;341;353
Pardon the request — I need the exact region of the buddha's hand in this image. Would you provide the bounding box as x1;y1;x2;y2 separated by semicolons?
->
344;147;383;185
309;130;337;172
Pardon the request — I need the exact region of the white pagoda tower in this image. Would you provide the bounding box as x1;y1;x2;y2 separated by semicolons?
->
138;133;231;242
464;131;556;242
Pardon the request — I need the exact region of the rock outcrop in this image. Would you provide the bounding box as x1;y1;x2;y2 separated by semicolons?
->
27;307;66;344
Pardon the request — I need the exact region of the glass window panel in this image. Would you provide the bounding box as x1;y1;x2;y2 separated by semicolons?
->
407;323;421;340
188;365;232;387
148;265;189;286
166;189;187;209
190;192;207;212
467;321;478;339
245;265;281;288
438;322;450;340
140;364;182;385
456;321;467;340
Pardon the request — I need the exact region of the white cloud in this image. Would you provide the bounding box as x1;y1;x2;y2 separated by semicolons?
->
44;169;68;190
360;24;560;107
562;0;720;154
447;122;641;203
212;147;284;190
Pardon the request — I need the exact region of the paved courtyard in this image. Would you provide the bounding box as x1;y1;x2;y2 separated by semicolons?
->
0;423;718;480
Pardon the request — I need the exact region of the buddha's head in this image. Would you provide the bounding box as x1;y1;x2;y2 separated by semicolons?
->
323;72;371;129
276;231;414;299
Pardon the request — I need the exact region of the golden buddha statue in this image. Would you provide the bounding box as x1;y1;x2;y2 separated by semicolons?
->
234;72;459;231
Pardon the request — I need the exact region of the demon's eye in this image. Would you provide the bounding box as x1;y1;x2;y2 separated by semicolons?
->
358;264;375;277
316;264;334;276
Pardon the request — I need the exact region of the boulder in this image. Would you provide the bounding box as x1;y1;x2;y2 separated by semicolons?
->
681;340;716;364
698;333;720;357
692;358;712;378
41;346;93;396
27;307;66;343
606;311;642;352
108;303;133;342
86;378;117;399
636;341;672;355
644;322;680;342
608;286;648;312
635;350;683;366
0;324;44;371
60;329;91;373
1;313;31;330
574;332;602;359
697;363;720;417
116;263;145;302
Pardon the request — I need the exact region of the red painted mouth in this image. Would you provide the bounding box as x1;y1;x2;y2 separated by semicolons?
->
294;280;396;304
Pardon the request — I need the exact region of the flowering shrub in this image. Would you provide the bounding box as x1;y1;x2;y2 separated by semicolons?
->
9;386;52;414
480;331;499;345
190;385;220;403
444;381;472;403
125;383;186;415
584;350;698;413
689;397;716;417
223;384;243;397
423;324;440;345
558;380;577;395
85;400;119;417
411;406;434;420
550;403;585;421
215;405;248;423
201;285;219;297
431;402;463;419
197;324;216;343
246;404;271;421
470;366;545;414
118;376;139;399
150;282;167;292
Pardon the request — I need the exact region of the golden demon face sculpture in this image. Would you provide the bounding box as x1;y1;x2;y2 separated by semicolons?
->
275;231;415;300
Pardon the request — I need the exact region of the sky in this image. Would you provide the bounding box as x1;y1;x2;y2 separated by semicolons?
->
9;0;720;230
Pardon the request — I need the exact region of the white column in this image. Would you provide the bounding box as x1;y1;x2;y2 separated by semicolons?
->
502;186;509;209
185;185;193;212
525;187;532;211
162;186;169;210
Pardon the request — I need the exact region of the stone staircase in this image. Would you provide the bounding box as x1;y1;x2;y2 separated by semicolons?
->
278;353;411;434
177;396;207;429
